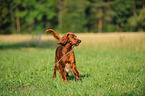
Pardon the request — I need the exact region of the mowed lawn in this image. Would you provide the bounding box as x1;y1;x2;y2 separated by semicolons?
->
0;33;145;95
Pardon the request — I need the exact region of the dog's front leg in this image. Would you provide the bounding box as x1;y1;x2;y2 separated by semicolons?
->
72;65;82;80
59;65;67;83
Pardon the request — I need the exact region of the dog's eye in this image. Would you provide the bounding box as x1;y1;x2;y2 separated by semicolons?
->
72;36;74;38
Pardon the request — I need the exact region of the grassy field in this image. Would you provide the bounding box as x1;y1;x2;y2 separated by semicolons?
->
0;32;145;95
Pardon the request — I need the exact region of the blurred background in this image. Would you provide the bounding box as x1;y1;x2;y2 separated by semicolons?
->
0;0;145;34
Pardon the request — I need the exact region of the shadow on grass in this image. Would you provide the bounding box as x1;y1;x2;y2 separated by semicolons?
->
0;40;58;50
68;74;90;81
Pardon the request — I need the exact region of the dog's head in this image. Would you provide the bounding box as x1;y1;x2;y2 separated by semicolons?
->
58;32;81;46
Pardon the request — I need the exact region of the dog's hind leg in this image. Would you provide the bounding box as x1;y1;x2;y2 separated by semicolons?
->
53;56;59;78
53;65;57;78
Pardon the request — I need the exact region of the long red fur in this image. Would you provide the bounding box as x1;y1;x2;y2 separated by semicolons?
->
46;29;82;82
46;29;60;42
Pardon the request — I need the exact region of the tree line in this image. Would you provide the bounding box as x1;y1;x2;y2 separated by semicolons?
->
0;0;145;34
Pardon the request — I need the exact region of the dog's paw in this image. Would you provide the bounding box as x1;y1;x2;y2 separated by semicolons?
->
53;75;56;78
76;77;82;80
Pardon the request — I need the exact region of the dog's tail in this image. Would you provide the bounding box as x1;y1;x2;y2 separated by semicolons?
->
46;29;60;41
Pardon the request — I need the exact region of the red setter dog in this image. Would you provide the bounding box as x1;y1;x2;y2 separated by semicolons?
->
46;29;82;82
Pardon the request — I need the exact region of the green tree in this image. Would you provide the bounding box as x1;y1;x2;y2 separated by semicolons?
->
127;0;145;31
111;0;144;32
61;0;87;33
0;0;12;34
85;0;116;32
0;0;144;34
128;8;145;31
13;0;57;34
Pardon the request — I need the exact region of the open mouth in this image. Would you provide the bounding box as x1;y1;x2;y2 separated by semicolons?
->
73;44;79;46
73;40;81;46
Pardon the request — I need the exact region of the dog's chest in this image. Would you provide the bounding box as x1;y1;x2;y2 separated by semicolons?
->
64;63;72;73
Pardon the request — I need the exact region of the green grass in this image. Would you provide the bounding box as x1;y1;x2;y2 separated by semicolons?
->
0;33;145;95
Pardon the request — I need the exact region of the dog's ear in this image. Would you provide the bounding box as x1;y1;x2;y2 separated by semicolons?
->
58;33;70;45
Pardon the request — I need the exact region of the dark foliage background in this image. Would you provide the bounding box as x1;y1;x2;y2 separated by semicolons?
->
0;0;144;34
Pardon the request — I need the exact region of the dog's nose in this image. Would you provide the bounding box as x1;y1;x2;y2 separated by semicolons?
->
79;40;81;43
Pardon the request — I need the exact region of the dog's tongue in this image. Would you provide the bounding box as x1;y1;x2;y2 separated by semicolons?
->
74;44;79;46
